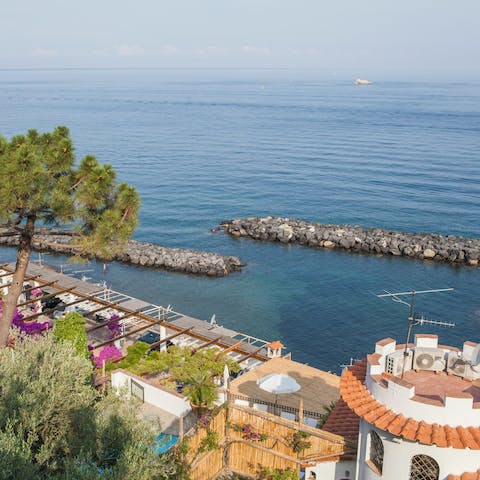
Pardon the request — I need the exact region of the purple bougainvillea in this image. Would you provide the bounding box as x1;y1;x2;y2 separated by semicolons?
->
92;344;123;368
30;288;43;297
106;314;122;339
0;301;51;335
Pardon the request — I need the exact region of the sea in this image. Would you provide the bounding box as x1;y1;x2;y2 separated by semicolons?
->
0;68;479;372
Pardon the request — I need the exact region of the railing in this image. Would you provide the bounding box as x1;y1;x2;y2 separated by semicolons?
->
228;393;324;425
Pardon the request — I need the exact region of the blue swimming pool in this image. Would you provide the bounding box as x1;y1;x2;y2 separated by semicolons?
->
155;433;178;454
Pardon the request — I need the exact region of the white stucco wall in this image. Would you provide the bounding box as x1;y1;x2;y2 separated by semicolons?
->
366;369;480;427
307;460;356;480
356;419;480;480
111;370;191;417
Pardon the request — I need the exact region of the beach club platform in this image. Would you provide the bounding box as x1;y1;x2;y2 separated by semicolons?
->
0;262;280;369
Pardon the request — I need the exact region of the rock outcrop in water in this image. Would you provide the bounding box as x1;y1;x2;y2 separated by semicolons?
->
0;231;242;277
221;217;480;267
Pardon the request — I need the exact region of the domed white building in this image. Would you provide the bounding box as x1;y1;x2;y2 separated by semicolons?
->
313;333;480;480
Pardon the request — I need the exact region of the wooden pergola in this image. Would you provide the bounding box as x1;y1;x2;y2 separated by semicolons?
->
0;264;270;363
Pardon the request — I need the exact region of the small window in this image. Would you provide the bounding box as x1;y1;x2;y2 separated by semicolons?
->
370;430;384;474
410;455;439;480
131;379;144;402
386;356;395;374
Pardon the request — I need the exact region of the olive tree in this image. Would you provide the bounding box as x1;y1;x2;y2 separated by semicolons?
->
0;126;140;346
0;332;190;479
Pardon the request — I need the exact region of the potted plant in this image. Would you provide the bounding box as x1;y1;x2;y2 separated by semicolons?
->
183;371;218;416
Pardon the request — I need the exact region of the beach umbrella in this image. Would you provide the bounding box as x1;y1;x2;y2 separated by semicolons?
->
223;364;229;389
256;373;300;395
257;373;300;415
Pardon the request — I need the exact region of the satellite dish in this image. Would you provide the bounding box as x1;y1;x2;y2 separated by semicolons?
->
470;344;480;372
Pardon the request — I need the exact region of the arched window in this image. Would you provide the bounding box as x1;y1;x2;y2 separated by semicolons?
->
369;430;384;474
410;455;439;480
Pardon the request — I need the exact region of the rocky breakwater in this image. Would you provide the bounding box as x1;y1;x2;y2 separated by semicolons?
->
0;231;242;276
221;217;480;267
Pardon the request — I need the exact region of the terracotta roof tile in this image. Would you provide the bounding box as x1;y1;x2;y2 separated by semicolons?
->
267;340;284;349
457;426;480;450
447;469;480;480
340;360;480;449
417;421;433;444
322;399;360;442
445;425;463;449
367;353;381;365
376;338;395;347
363;405;387;424
371;409;395;429
469;427;480;446
401;418;419;441
388;414;408;436
432;423;448;448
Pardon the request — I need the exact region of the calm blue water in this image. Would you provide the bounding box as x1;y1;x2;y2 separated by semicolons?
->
1;69;479;372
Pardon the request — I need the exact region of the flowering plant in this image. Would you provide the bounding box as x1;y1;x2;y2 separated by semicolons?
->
30;288;43;297
0;302;50;335
286;431;311;453
229;422;268;441
93;344;123;368
107;314;122;338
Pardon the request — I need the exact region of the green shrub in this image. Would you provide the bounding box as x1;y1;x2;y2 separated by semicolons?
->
53;311;89;359
0;333;190;479
115;341;150;371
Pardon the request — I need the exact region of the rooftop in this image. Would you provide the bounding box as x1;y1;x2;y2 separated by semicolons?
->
229;356;340;415
448;469;480;480
366;335;480;428
340;359;480;449
322;399;360;441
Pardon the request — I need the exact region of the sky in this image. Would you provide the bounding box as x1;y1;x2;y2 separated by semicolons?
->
1;0;479;77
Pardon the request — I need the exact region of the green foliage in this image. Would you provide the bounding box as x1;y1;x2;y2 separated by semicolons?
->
258;467;299;480
227;422;268;442
0;127;140;259
168;345;240;382
114;344;240;409
286;431;311;454
0;333;189;479
316;400;337;429
53;312;89;359
198;429;219;453
183;371;218;409
116;344;240;380
0;127;140;345
158;438;191;480
114;341;150;371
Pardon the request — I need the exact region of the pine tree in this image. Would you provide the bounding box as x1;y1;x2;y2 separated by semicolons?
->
0;126;140;346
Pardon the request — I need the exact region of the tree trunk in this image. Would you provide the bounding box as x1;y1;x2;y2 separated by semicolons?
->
0;214;36;347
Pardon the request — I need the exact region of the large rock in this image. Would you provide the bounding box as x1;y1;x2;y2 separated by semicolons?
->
0;230;242;277
423;249;436;259
221;217;479;268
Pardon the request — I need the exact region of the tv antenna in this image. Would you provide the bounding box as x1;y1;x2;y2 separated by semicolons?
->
377;288;455;377
340;357;359;373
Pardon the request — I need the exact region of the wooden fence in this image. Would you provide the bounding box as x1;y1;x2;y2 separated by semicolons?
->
183;403;356;480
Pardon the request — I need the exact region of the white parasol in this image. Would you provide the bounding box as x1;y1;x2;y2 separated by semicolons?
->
256;373;300;395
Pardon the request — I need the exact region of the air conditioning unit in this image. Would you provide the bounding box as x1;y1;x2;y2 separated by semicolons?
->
413;348;446;372
385;350;413;376
447;352;468;376
447;352;480;380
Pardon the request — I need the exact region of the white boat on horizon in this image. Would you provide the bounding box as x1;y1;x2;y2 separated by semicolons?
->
355;78;373;85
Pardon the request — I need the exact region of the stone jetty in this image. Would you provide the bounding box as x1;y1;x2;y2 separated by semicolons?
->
0;232;242;276
221;217;480;267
